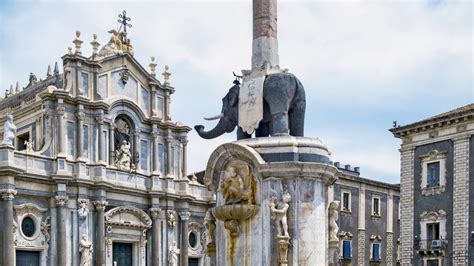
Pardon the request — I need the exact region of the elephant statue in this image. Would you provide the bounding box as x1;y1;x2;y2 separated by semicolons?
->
195;72;306;140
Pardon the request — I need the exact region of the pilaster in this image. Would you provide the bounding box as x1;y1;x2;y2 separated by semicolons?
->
109;123;115;166
178;211;191;266
94;200;108;266
358;184;366;266
452;135;470;265
55;195;69;266
180;138;188;178
149;207;162;266
96;114;105;164
1;189;17;266
399;145;415;265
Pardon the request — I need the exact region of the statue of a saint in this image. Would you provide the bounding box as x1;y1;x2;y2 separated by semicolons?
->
2;115;16;146
328;201;340;241
115;140;131;170
219;166;244;204
269;191;291;237
168;240;180;266
79;234;93;266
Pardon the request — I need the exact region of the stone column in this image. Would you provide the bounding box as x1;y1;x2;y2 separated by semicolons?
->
109;123;115;166
165;136;173;177
76;110;84;159
152;128;159;173
178;211;191;266
164;91;171;121
358;184;366;266
149;208;161;266
252;0;279;68
57;104;66;155
399;146;415;265
94;200;108;266
97;116;105;163
151;86;157;117
180;139;188;178
55;195;69;266
452;135;470;265
1;189;17;266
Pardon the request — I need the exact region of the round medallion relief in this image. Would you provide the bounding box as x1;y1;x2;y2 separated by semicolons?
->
21;216;36;238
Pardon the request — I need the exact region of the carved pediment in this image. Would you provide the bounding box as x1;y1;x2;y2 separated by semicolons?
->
105;206;152;229
420;210;447;222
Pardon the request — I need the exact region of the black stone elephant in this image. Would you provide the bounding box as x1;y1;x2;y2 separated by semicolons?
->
195;72;306;140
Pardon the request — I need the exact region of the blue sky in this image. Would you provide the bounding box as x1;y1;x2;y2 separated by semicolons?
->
0;0;472;184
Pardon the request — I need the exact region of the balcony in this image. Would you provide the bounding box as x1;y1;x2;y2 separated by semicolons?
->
415;239;448;256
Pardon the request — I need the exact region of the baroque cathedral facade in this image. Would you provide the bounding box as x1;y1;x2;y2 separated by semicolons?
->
0;26;404;266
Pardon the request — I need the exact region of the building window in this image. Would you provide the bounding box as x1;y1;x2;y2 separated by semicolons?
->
21;216;36;238
83;125;89;159
158;143;165;173
372;195;381;217
342;192;350;211
427;162;440;187
16;132;30;151
98;74;108;98
426;223;440;240
157;96;164;119
342;240;351;259
67;122;75;156
370;235;382;262
81;72;89;97
140;139;149;171
420;150;446;196
140;86;150;114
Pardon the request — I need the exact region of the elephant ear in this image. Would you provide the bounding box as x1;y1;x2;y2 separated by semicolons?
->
228;85;239;107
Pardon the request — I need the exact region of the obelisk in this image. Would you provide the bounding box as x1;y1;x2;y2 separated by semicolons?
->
251;0;279;69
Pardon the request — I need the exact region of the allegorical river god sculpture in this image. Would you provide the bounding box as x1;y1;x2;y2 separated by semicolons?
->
2;115;16;146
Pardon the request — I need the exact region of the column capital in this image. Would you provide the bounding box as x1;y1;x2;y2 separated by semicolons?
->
178;211;191;221
0;189;17;201
94;200;108;210
165;136;174;143
95;116;104;125
132;130;140;137
179;138;189;146
57;105;65;116
149;208;162;219
55;195;69;206
452;133;471;143
76;111;85;121
152;129;160;139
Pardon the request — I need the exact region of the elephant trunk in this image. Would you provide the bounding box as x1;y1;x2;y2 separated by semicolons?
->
194;118;234;139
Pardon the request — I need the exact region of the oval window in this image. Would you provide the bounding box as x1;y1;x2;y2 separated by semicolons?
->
189;232;197;248
21;216;36;238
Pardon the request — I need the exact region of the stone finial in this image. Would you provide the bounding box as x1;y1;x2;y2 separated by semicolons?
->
90;34;100;60
162;65;171;85
73;30;83;55
149;56;157;77
15;82;21;93
68;47;72;55
8;84;13;95
47;65;52;78
53;62;59;75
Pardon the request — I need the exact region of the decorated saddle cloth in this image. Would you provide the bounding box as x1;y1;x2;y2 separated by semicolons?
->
238;72;266;135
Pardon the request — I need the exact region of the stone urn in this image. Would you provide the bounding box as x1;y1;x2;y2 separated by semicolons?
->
212;204;259;236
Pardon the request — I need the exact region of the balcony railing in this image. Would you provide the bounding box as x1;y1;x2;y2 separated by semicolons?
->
415;239;448;254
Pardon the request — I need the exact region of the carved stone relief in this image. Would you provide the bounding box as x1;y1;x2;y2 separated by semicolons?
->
167;210;177;229
269;189;292;266
79;234;93;266
13;203;50;249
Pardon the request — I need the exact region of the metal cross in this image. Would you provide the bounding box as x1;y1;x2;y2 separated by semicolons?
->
118;10;132;33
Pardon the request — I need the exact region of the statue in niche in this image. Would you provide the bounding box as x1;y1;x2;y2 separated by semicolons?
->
203;210;216;247
269;190;291;237
167;210;177;229
115;140;131;170
219;164;255;205
328;201;340;241
2;115;16;146
79;234;93;266
168;240;180;266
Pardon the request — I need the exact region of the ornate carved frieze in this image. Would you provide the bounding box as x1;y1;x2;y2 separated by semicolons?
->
104;206;152;229
167;210;177;229
55;195;69;207
13;203;50;249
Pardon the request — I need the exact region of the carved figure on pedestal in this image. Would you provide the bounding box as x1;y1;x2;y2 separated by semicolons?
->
79;234;93;266
115;140;131;170
203;210;216;249
24;139;34;152
328;201;339;241
77;199;89;219
2;115;16;146
219;164;256;205
269;191;291;237
168;240;180;266
194;72;306;140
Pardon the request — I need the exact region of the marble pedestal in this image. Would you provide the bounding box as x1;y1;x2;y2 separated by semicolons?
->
203;136;339;266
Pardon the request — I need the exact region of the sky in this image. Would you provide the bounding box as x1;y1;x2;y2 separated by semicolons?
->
0;0;472;184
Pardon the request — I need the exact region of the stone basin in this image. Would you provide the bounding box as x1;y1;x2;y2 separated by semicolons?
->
212;204;259;221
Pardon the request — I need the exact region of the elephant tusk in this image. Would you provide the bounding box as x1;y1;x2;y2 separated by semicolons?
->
204;113;224;121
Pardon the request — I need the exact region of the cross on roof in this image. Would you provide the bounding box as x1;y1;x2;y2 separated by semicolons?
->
118;10;132;33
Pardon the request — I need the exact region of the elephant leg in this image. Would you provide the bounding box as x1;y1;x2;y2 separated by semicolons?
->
237;127;252;140
289;100;305;136
256;121;270;137
272;112;289;136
